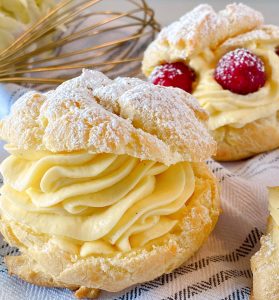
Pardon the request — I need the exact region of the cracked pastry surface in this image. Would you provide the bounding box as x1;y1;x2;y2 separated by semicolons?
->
0;70;220;298
142;3;279;161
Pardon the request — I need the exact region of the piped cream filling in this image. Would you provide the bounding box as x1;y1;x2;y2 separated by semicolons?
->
191;41;279;130
0;145;195;256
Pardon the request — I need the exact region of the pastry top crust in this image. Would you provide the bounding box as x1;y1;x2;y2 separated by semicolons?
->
219;25;279;52
0;69;215;164
142;3;267;75
251;218;279;300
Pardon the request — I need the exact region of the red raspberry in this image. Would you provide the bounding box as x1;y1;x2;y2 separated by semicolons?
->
150;62;196;93
214;48;266;95
276;46;279;56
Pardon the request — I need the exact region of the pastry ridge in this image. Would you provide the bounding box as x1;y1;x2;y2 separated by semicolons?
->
219;25;279;52
0;69;215;164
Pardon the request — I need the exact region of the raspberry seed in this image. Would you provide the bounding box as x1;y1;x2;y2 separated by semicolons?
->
214;48;266;95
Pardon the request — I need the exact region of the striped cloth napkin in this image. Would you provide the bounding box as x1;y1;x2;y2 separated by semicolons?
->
0;83;277;300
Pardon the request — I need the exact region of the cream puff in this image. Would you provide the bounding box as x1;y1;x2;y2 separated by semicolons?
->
0;70;220;298
142;3;279;161
251;187;279;300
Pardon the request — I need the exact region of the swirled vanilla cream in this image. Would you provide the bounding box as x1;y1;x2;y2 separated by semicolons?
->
191;41;279;130
0;145;195;256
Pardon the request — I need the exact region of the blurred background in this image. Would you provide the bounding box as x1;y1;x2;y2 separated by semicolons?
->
110;0;279;26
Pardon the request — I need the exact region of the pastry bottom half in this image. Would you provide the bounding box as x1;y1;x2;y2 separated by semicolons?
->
251;217;279;300
213;114;279;161
0;163;220;298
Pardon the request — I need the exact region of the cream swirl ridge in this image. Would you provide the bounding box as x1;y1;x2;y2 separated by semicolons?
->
191;42;279;130
0;145;195;255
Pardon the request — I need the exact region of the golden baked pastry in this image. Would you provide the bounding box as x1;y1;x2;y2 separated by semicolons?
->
0;70;220;298
251;187;279;300
142;3;279;161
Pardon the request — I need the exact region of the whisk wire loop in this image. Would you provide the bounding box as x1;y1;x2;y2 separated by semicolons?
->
0;0;160;85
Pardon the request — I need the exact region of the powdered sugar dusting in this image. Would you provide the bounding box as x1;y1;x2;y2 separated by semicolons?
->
93;77;143;113
142;3;264;74
158;4;214;51
251;230;279;299
221;25;279;51
150;64;183;82
158;3;263;56
0;69;215;164
214;48;266;95
149;62;196;93
216;48;265;79
117;83;214;160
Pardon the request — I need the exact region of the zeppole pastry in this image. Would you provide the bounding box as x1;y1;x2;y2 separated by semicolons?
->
251;187;279;300
142;3;279;161
0;70;220;298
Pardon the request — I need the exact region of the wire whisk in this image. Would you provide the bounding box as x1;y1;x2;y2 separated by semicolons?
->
0;0;160;86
